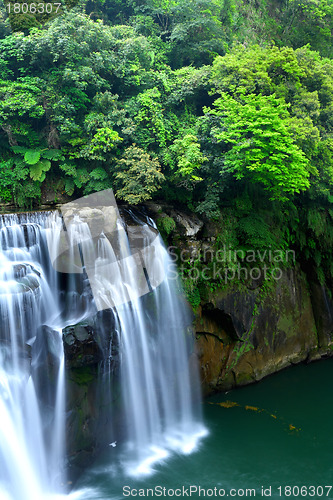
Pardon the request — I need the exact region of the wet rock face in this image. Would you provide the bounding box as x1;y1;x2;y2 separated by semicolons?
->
63;322;101;368
169;210;203;237
308;280;333;348
195;267;329;396
63;310;121;480
61;205;118;239
144;203;333;395
63;310;119;368
147;202;204;239
0;263;41;294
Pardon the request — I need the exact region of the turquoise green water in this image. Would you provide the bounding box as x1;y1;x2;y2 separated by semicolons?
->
74;359;333;499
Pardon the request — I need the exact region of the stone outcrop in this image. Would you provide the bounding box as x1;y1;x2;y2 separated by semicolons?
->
195;268;324;395
144;202;333;396
62;311;121;480
308;279;333;349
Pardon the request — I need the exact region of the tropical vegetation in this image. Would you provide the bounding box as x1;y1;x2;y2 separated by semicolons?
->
0;0;333;288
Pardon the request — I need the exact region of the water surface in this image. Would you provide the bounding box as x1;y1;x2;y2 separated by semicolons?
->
73;359;333;499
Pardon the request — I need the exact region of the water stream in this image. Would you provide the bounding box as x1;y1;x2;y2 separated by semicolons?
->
0;205;206;499
0;213;66;500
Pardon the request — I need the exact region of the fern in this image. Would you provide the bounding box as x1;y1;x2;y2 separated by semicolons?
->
14;182;41;209
237;214;276;249
156;215;176;236
24;150;41;165
29;159;51;181
65;178;75;196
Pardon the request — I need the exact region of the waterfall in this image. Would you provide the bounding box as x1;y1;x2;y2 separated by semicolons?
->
0;195;206;498
0;213;67;500
46;191;207;477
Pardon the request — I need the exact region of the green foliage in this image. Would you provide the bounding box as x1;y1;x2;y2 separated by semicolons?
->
237;214;278;249
14;181;41;209
29;159;51;181
277;0;333;57
195;184;222;219
114;145;165;203
78;127;123;161
0;2;333;285
208;92;313;200
0;79;45;120
0;186;12;203
11;147;61;182
129;87;168;149
59;161;94;195
125;0;231;68
307;209;326;237
169;134;206;182
15;149;52;181
156;215;176;236
234;193;253;216
0;155;41;207
182;278;201;311
0;148;58;206
24;150;41;165
2;0;78;33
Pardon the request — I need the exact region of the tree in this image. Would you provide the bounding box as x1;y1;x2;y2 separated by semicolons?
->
0;12;161;204
210;44;333;202
169;133;206;185
277;0;333;58
207;92;313;200
114;145;165;203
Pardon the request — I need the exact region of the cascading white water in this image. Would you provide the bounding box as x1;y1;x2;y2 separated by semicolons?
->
0;213;67;500
48;200;207;477
107;216;207;476
0;202;206;499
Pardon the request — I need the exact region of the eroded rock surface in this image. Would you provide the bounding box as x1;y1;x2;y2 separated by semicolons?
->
63;310;120;479
196;268;321;395
144;203;333;396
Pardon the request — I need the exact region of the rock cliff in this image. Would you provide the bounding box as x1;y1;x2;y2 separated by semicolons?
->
145;203;333;396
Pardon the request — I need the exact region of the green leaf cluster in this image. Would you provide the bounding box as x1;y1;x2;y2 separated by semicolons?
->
114;145;165;204
208;92;311;200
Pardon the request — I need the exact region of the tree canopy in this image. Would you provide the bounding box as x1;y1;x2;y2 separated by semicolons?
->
1;0;333;285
